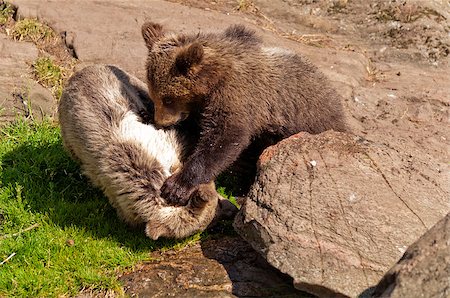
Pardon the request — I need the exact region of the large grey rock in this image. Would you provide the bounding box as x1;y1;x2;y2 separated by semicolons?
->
234;131;449;297
372;213;450;298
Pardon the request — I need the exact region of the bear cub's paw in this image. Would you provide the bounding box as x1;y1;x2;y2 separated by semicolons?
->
161;172;196;206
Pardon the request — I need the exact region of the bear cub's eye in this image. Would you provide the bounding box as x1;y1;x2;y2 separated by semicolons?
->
162;97;173;105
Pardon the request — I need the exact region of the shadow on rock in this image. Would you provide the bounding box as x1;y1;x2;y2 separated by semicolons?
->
200;236;312;297
120;235;310;297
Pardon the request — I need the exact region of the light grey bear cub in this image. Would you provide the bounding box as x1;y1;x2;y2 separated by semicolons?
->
58;64;237;240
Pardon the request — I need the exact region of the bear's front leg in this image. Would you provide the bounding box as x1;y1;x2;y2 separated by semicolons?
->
161;122;251;206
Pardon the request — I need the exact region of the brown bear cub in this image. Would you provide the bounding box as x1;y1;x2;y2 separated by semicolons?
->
141;22;347;206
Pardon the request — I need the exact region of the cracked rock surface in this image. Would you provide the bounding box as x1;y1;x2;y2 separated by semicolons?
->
234;131;449;297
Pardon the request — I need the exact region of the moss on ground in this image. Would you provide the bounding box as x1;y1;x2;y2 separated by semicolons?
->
11;18;54;42
0;1;14;25
32;57;66;99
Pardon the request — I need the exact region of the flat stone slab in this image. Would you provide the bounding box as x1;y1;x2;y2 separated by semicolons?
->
119;236;308;297
234;131;449;297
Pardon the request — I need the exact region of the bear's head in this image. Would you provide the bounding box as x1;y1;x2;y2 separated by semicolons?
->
141;22;227;127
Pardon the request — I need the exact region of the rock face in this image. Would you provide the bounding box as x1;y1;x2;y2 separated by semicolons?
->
119;236;307;298
373;213;450;298
234;131;449;297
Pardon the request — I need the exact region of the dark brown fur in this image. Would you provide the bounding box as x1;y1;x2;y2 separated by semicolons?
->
141;23;348;205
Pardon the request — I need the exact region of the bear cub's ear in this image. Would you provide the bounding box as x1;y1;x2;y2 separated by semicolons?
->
142;22;164;50
175;42;204;75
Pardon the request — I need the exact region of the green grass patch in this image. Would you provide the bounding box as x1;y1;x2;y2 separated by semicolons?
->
0;119;204;297
32;57;66;99
217;186;238;207
0;1;14;25
12;18;54;42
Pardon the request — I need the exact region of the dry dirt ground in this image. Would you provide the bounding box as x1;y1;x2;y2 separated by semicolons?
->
1;0;449;297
